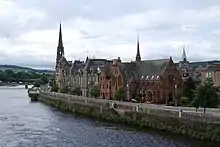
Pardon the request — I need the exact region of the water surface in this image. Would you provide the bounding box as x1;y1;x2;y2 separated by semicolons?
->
0;86;218;147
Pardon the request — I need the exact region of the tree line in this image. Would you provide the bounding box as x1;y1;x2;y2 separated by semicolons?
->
179;77;220;113
51;83;126;101
0;69;52;84
50;75;220;113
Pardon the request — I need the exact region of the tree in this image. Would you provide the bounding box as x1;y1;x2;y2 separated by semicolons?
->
60;86;69;94
51;83;59;92
40;74;48;85
114;87;125;101
193;77;219;113
90;85;100;98
70;87;82;96
182;77;197;102
33;80;41;87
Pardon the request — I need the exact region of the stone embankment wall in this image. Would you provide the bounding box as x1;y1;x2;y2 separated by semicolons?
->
39;92;220;142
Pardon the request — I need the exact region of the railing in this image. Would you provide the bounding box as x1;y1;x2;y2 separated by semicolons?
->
40;91;220;123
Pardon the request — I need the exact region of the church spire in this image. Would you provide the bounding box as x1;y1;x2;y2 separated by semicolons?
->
182;45;187;61
56;22;65;68
135;33;141;62
58;23;63;48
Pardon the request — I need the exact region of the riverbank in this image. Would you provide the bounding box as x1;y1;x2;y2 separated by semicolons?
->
39;92;220;142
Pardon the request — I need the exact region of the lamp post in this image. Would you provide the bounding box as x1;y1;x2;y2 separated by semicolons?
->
173;78;177;107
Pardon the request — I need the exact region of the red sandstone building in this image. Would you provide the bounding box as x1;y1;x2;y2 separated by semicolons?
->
98;38;182;104
200;64;220;88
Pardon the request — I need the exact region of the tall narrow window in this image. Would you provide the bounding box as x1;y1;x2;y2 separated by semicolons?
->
118;75;122;86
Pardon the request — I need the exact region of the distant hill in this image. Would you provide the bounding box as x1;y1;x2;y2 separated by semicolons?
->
0;65;54;74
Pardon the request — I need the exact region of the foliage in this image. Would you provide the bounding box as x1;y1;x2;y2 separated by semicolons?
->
182;77;197;102
33;80;41;87
40;74;49;85
0;69;52;83
193;77;219;113
90;85;100;98
51;83;59;92
180;97;190;107
60;86;70;94
70;87;82;96
114;87;126;101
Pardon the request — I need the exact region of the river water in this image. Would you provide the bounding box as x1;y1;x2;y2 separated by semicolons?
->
0;86;218;147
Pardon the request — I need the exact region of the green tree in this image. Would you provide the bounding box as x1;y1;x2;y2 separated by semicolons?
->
60;86;69;94
51;83;59;92
90;85;100;98
114;87;126;101
33;80;41;87
40;74;48;85
193;77;219;113
70;87;82;96
182;77;197;103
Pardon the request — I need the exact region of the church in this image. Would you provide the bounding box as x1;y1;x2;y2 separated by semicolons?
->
54;23;184;104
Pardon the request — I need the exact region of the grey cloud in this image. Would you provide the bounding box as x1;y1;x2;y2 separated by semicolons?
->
1;0;220;69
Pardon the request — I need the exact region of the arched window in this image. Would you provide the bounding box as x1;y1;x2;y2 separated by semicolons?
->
168;75;175;85
118;75;122;86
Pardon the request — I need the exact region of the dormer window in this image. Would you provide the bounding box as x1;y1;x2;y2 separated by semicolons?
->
141;76;144;79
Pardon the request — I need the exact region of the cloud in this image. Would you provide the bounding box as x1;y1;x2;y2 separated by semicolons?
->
0;0;220;69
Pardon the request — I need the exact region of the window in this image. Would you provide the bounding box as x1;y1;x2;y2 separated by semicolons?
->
118;75;122;86
168;75;175;85
115;70;118;74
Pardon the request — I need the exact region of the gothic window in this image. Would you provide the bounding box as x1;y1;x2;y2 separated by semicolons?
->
118;75;122;86
115;69;118;74
168;75;175;85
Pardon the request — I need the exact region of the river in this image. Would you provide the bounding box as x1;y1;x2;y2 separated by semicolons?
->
0;86;218;147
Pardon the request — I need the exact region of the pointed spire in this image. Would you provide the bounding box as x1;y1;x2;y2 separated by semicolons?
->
55;22;64;69
136;32;141;62
58;22;63;48
182;45;187;61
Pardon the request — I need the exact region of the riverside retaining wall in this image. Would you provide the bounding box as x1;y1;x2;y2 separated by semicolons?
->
39;92;220;142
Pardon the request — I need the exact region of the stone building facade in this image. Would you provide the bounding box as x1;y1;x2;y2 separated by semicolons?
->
54;24;189;104
200;64;220;88
99;38;182;104
55;23;72;89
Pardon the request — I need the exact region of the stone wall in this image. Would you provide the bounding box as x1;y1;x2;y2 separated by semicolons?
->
38;92;220;142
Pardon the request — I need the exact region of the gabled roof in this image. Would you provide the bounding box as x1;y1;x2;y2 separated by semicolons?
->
84;58;108;73
58;56;69;67
70;60;85;74
120;62;137;80
136;59;170;79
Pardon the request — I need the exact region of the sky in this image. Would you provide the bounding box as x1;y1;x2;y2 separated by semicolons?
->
0;0;220;69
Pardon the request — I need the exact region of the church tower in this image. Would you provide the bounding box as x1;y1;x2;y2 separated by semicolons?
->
182;45;187;62
179;45;190;82
55;23;64;69
135;35;141;62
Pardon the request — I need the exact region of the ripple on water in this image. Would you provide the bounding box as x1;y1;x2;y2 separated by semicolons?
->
0;88;219;147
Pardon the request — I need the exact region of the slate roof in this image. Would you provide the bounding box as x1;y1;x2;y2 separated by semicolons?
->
70;60;85;74
120;62;137;81
84;59;108;74
136;59;170;80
